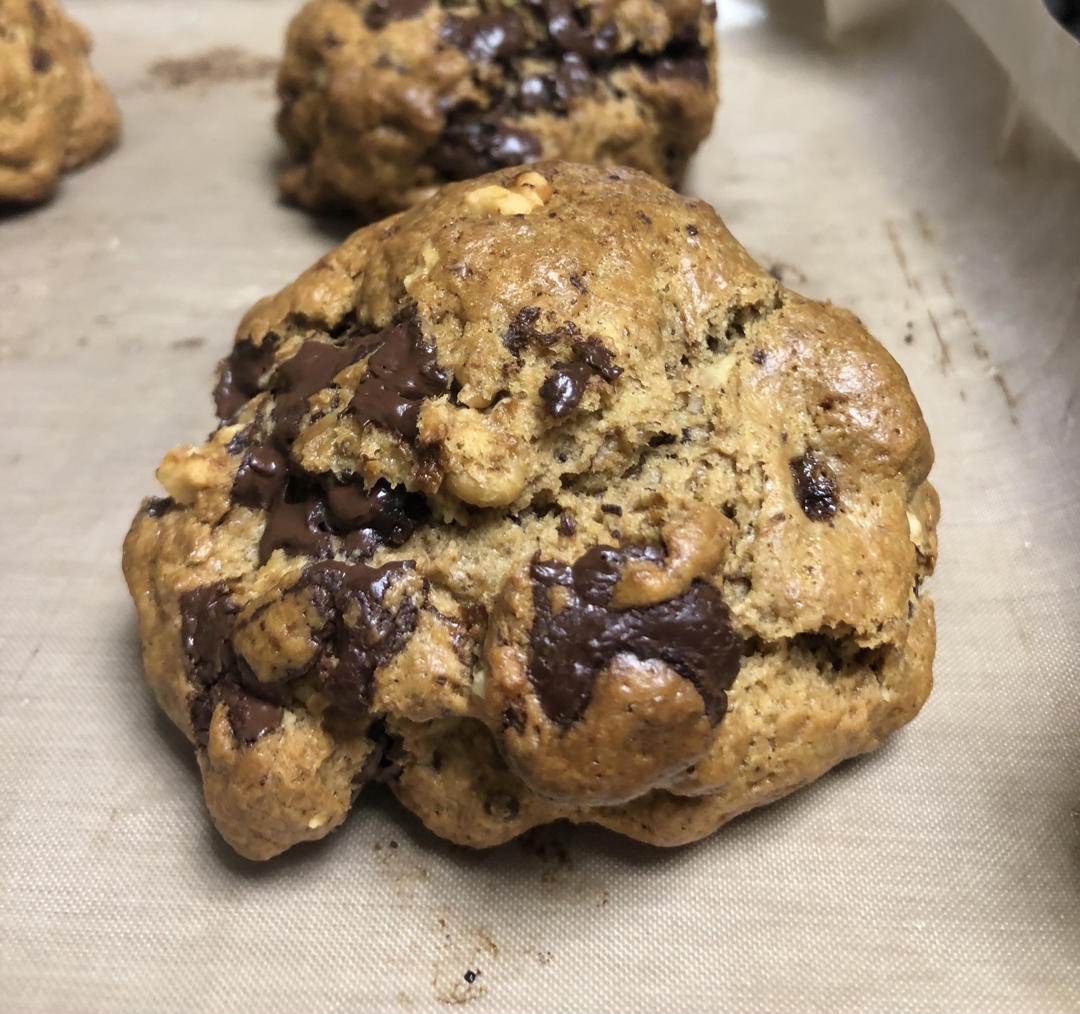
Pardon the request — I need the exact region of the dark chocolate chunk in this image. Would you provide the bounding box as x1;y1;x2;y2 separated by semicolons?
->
518;53;591;112
180;583;284;747
352;718;406;799
503;307;580;356
214;334;280;420
790;451;838;521
31;49;52;73
145;495;175;518
430;118;543;181
348;309;449;441
600;503;622;516
364;0;431;31
302;560;418;712
441;12;527;62
325;476;428;547
215;683;285;745
259;488;335;563
539;361;593;418
538;337;621;416
557;513;577;536
180;582;240;689
528;0;618;59
572;337;622;382
528;545;741;727
270;339;356;444
233;444;288;510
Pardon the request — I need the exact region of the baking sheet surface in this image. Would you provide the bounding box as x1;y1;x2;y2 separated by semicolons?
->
1;1;1078;1010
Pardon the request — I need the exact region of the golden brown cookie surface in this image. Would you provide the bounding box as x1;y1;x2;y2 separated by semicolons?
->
0;0;119;202
123;162;938;860
275;0;717;218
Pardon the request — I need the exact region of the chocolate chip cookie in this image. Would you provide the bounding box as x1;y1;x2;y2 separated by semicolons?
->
275;0;717;219
0;0;119;203
123;162;938;860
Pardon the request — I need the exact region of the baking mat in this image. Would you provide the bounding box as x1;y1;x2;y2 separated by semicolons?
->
1;0;1078;1009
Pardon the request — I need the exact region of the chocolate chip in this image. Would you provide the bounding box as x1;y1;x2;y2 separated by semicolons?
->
31;49;52;73
145;496;175;518
363;0;430;31
568;273;588;294
686;224;698;237
557;513;577;536
348;308;449;441
528;545;742;727
648;433;676;447
430;117;543;181
751;348;766;365
214;334;280;420
790;451;838;521
600;503;622;516
539;361;593;418
440;12;527;62
637;212;652;226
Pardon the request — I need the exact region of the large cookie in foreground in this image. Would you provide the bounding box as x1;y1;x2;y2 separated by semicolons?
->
123;162;938;860
0;0;119;203
275;0;716;219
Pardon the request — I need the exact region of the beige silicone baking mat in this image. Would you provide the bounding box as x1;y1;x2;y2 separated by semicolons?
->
1;0;1078;1009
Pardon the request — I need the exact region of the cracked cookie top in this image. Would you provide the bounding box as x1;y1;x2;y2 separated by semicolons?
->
275;0;717;218
124;162;937;859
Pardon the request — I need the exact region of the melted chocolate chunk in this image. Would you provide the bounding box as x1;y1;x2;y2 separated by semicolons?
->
271;339;356;443
539;361;593;418
259;488;335;564
528;545;741;727
145;496;175;517
503;307;580;356
227;310;437;562
527;0;618;59
538;337;621;417
348;309;449;441
325;477;427;547
303;561;418;712
430;117;543;180
441;12;528;63
363;0;430;30
215;684;285;744
214;334;280;420
233;444;288;509
179;583;284;747
518;53;591;112
790;451;838;521
572;337;622;382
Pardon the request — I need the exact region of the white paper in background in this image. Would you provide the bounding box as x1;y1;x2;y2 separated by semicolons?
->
1;0;1078;1011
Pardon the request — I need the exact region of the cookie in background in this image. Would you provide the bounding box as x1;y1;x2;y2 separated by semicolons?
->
0;0;119;203
275;0;717;219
